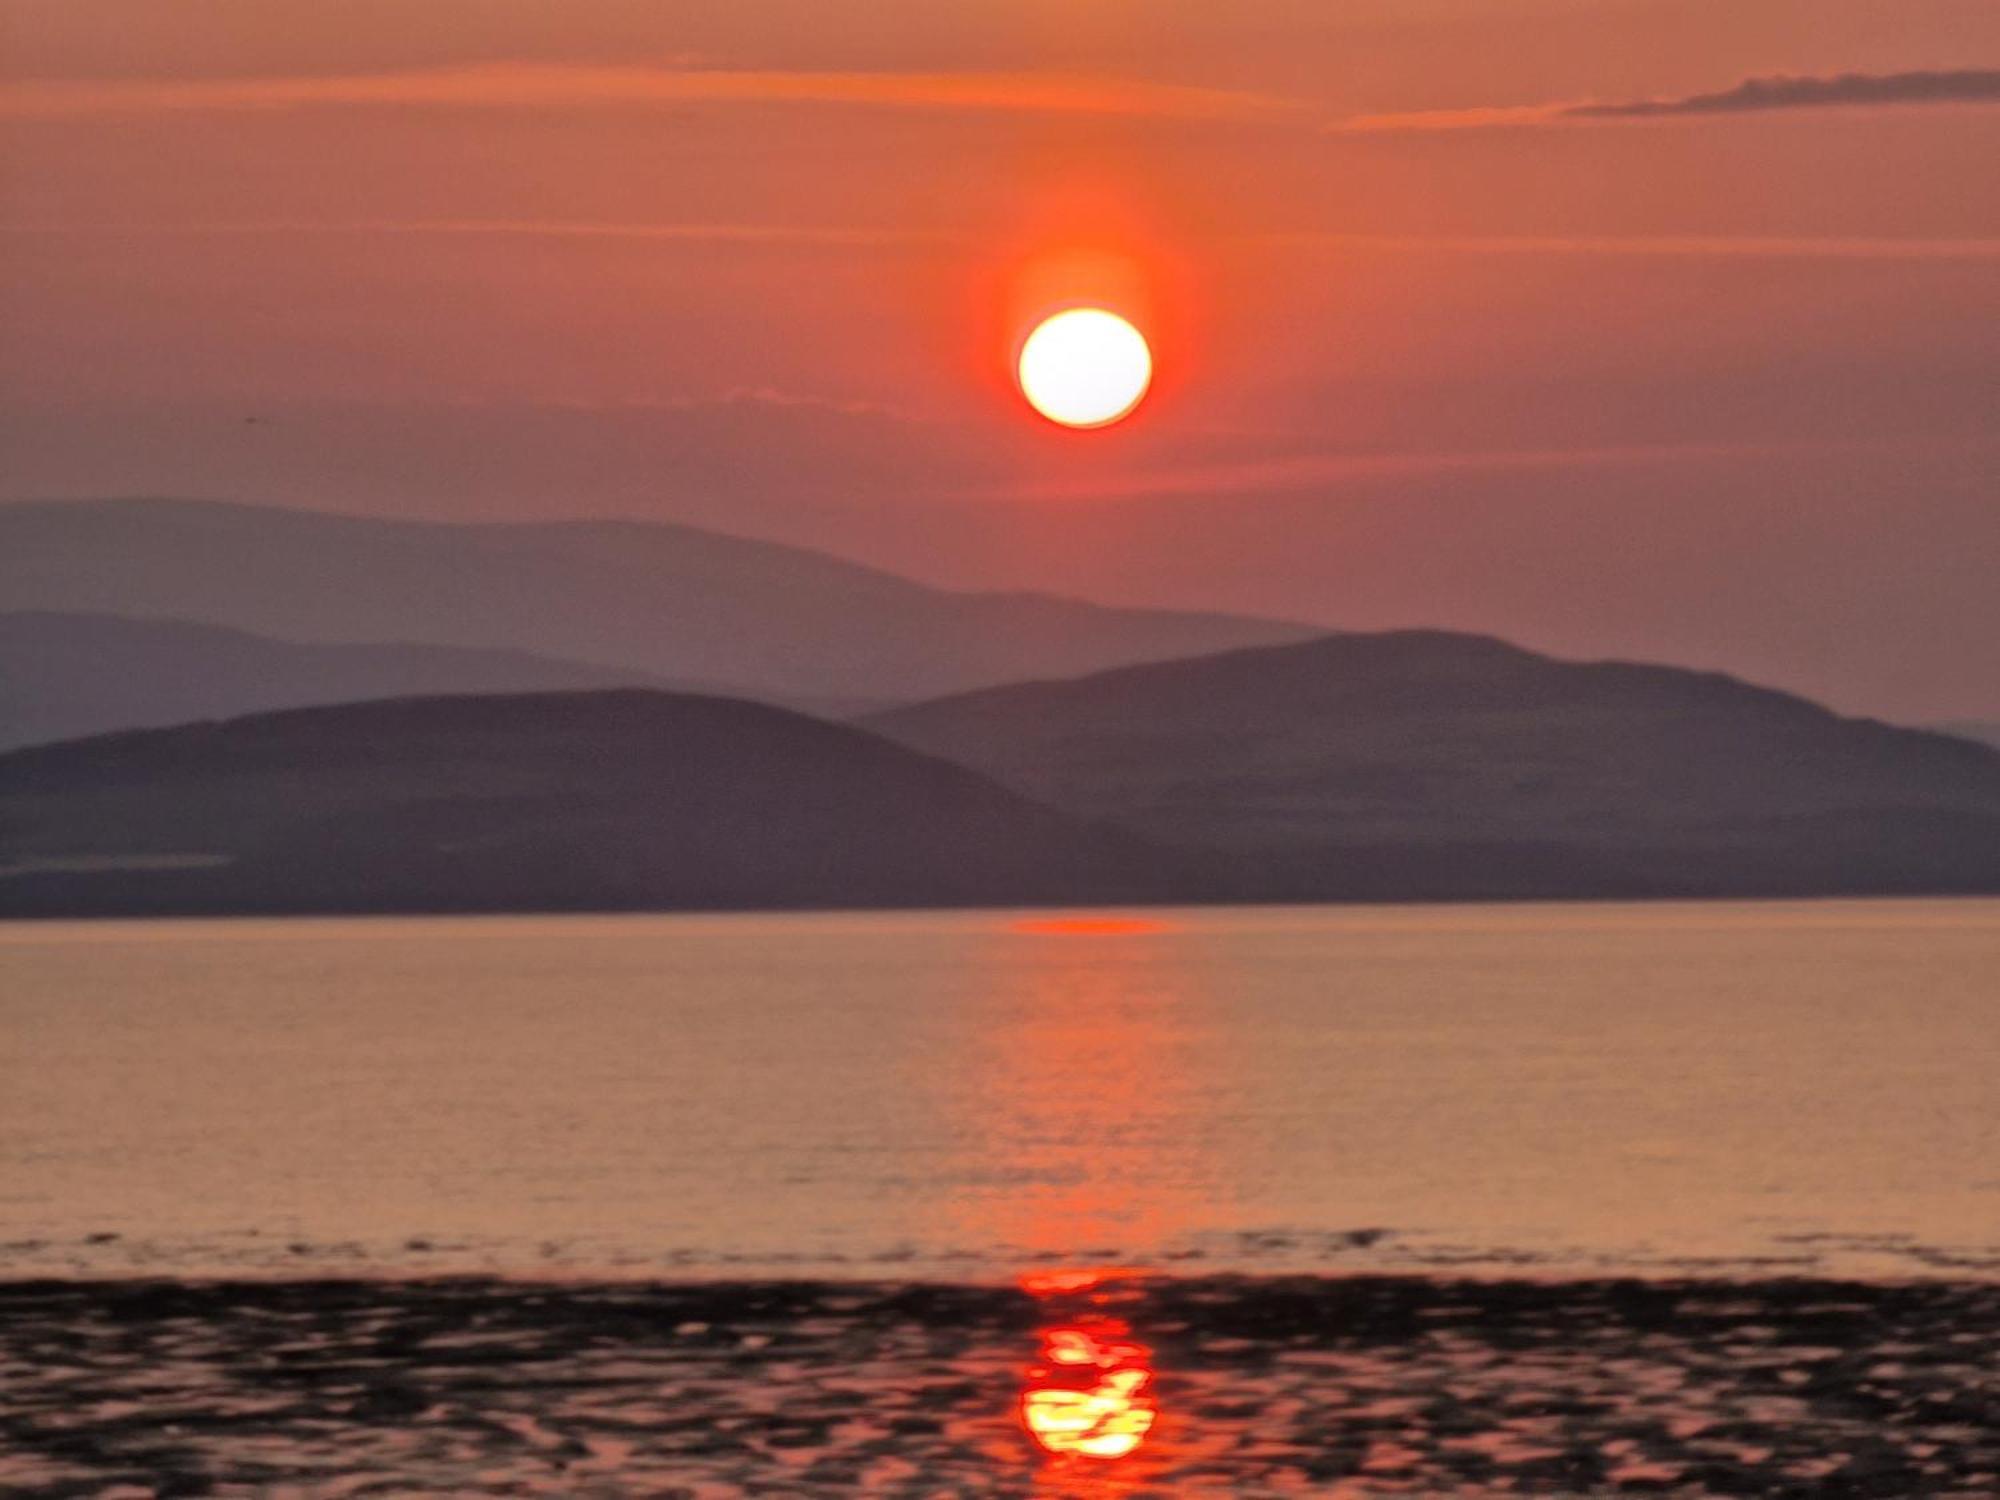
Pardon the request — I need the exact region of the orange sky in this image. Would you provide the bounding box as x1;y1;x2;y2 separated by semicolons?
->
3;1;1996;720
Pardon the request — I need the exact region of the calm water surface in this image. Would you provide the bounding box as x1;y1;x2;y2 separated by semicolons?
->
2;900;1995;1281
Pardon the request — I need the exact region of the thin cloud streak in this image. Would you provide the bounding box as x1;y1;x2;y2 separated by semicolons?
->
0;220;951;249
16;222;1994;261
977;439;1910;505
1332;67;2000;133
1330;104;1568;134
0;61;1296;123
543;386;932;424
1251;232;2000;261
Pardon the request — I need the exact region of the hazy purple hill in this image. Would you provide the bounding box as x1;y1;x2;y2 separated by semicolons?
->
0;611;723;750
0;498;1318;706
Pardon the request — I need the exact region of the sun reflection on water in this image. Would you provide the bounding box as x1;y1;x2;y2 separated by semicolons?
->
1005;916;1176;937
1021;1316;1160;1461
938;912;1225;1265
925;916;1229;1479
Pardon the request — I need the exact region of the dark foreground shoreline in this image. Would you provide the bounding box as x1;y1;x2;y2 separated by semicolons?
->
3;1274;1996;1497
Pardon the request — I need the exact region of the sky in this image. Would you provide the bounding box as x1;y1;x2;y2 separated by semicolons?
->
2;0;1996;722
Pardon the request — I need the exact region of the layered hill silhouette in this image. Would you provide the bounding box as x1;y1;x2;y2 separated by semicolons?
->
0;499;1316;709
0;692;1166;917
0;611;718;751
1940;720;2000;753
4;632;1996;916
868;631;2000;899
5;495;1994;913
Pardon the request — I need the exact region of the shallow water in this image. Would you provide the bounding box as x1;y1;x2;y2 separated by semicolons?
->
3;899;1996;1281
4;1274;1997;1496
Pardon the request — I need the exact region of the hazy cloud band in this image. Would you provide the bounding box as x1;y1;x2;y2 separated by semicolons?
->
0;61;1294;123
11;222;1993;262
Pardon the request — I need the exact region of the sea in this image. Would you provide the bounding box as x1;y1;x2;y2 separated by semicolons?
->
5;899;1999;1494
4;898;1995;1283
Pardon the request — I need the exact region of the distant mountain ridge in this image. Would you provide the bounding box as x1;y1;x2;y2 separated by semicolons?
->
868;630;2000;900
0;498;1319;709
0;690;1167;916
0;611;731;751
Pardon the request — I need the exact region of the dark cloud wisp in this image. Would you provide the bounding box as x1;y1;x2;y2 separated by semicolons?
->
1570;68;2000;119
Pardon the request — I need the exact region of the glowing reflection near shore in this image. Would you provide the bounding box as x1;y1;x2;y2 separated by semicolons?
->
1020;1317;1159;1460
1005;916;1177;937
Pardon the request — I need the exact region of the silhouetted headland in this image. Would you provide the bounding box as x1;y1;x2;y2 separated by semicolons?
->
0;691;1163;916
871;630;2000;901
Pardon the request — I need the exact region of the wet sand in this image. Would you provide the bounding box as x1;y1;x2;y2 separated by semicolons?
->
2;1274;1995;1496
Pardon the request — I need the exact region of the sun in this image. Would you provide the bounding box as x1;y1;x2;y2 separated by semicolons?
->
1017;308;1153;430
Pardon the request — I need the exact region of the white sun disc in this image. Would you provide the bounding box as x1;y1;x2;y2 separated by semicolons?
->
1017;308;1153;429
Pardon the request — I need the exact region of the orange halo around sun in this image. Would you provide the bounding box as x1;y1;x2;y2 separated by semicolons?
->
1017;308;1153;429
